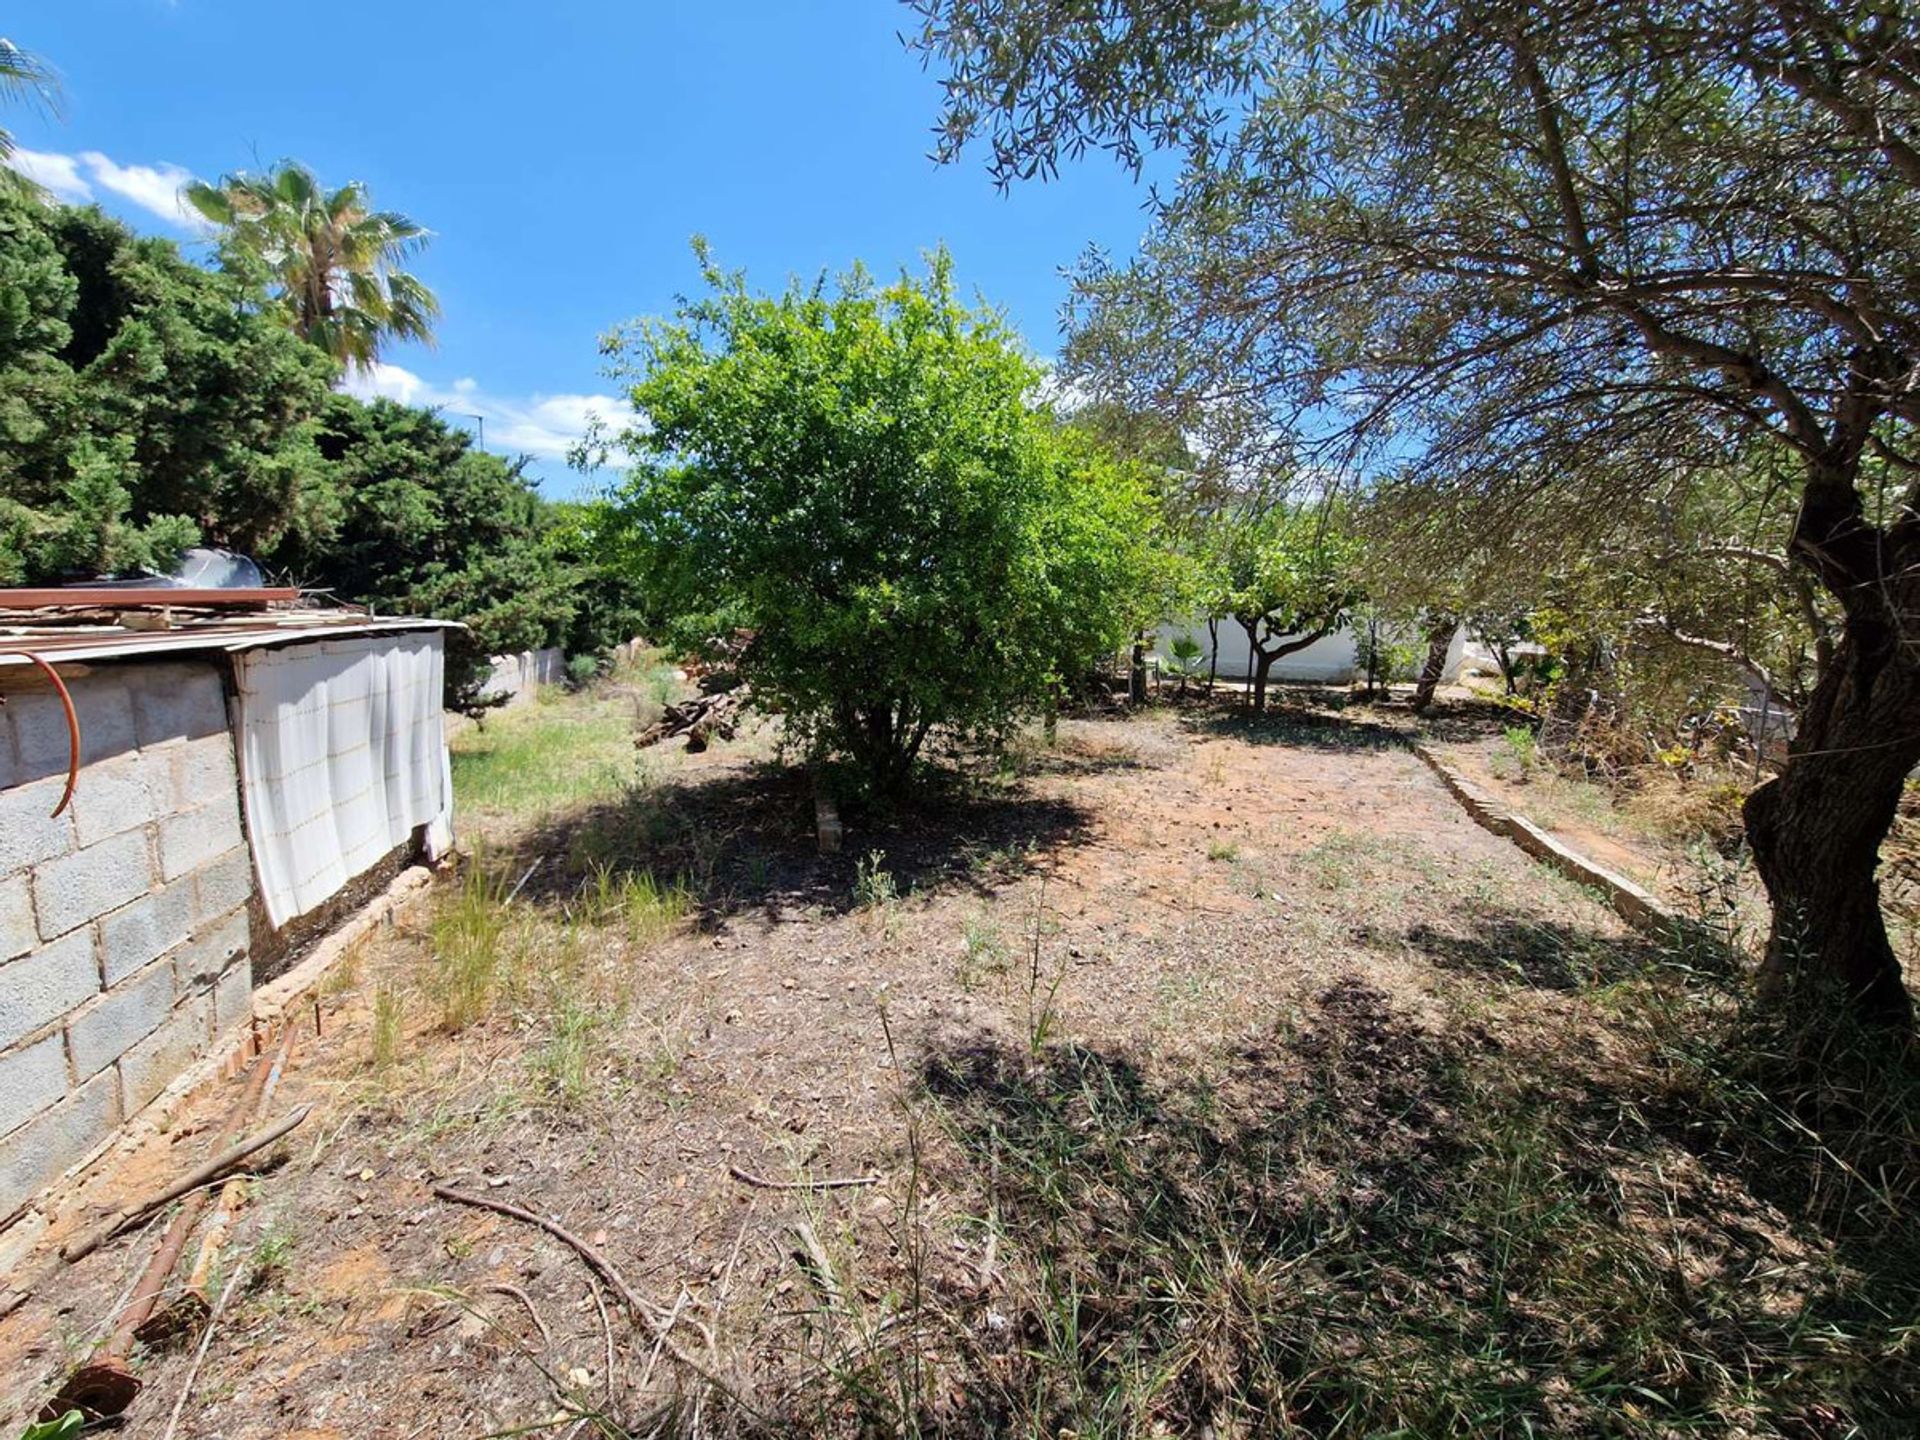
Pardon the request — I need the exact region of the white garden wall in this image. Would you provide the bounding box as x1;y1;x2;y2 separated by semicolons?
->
480;646;566;707
1155;620;1466;685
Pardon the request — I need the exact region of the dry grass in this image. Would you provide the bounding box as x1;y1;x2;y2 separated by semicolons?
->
14;692;1915;1440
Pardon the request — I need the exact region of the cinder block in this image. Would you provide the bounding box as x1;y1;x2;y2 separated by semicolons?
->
66;958;175;1079
0;1065;118;1220
157;796;243;883
0;709;20;791
31;828;152;941
0;1033;70;1141
117;992;213;1115
130;663;227;749
72;751;167;848
191;847;253;924
168;733;239;811
0;775;75;874
12;675;137;779
213;958;253;1031
0;927;98;1051
0;879;34;961
98;878;196;986
172;910;248;995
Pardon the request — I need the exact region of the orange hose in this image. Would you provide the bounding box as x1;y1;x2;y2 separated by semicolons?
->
1;652;80;817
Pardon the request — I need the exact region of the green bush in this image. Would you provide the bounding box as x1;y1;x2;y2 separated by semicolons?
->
600;245;1166;792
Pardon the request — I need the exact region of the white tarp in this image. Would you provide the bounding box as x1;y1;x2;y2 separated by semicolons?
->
235;632;454;928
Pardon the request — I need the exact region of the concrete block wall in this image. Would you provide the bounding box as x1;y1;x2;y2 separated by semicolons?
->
0;659;254;1221
480;645;566;707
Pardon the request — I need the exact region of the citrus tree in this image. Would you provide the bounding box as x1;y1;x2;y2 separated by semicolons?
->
599;245;1163;793
1216;501;1364;713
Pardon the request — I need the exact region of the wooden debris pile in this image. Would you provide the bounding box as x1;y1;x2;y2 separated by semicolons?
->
636;686;750;753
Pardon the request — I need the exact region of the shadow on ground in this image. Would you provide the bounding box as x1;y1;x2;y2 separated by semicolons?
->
507;760;1097;924
1180;696;1405;752
817;977;1920;1439
1398;914;1671;990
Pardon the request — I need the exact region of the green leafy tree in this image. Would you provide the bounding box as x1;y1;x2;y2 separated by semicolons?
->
912;0;1920;1025
0;191;334;581
291;396;613;713
601;245;1160;793
1216;501;1363;714
186;162;438;369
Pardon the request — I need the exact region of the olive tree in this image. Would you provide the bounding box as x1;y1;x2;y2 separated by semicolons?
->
599;245;1162;793
911;0;1920;1025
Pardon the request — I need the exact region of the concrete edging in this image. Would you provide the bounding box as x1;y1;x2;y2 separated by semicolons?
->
1411;742;1680;936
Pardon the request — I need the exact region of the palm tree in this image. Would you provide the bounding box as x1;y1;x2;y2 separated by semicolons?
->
185;162;439;370
1;37;60;193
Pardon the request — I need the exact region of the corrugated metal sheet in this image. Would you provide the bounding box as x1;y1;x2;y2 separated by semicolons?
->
0;614;462;668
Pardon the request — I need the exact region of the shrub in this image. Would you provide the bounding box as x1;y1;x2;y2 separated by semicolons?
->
599;245;1165;793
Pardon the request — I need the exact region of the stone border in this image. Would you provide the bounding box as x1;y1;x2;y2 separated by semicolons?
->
0;865;437;1282
1411;742;1680;935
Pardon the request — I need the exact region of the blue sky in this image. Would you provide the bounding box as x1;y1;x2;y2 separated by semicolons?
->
7;0;1161;492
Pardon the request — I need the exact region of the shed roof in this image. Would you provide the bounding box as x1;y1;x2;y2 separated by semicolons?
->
0;597;460;670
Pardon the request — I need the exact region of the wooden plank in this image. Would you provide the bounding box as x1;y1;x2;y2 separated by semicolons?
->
0;587;299;608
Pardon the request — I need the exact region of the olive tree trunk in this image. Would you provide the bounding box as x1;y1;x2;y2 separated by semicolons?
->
1743;609;1919;1027
1411;616;1456;713
1741;464;1918;1029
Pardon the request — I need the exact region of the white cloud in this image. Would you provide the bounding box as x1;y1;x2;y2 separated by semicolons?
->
344;362;625;470
4;147;209;232
10;148;93;203
76;151;211;233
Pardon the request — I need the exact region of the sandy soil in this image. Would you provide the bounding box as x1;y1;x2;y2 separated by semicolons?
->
0;699;1651;1437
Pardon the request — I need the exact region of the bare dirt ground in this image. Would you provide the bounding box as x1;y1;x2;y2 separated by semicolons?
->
2;689;1911;1438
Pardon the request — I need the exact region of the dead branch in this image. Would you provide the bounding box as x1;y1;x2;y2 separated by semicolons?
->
726;1165;878;1192
62;1104;314;1264
430;1184;755;1411
158;1264;246;1440
483;1282;553;1350
586;1274;616;1412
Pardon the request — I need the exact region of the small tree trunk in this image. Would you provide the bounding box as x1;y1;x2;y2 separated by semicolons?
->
1743;614;1918;1028
1129;637;1149;704
1412;616;1456;713
1251;651;1276;715
1494;642;1518;694
1206;617;1220;694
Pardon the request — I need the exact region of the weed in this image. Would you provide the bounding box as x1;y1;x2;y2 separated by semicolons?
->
579;861;691;943
535;986;613;1107
371;983;404;1069
1490;722;1539;781
449;694;636;834
431;864;513;1032
854;849;898;910
1021;875;1066;1052
958;913;1009;991
320;939;363;997
248;1215;296;1287
1206;838;1240;862
864;974;1920;1438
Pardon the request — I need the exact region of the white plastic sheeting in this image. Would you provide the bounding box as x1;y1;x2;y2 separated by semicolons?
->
234;632;454;928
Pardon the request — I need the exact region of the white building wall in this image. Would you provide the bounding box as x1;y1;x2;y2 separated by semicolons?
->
1155;619;1465;684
